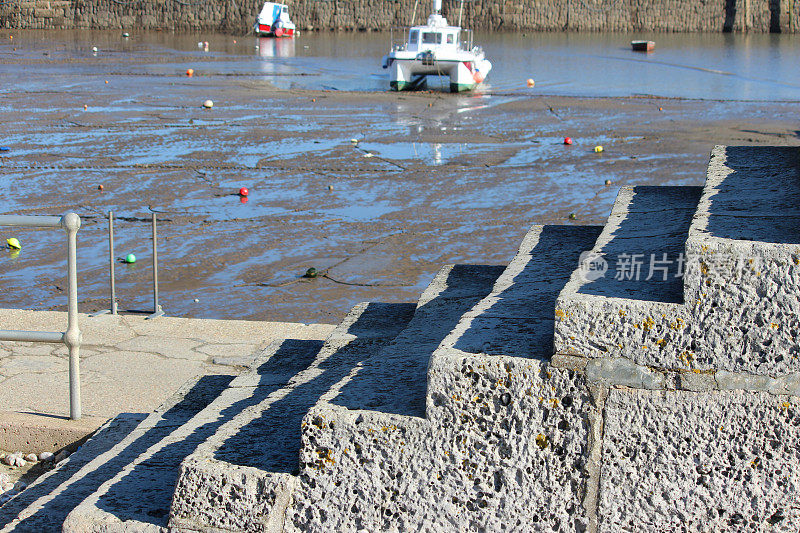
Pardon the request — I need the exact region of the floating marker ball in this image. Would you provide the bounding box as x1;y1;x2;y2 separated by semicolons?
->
92;46;98;53
203;100;213;109
605;179;612;186
239;187;249;196
125;253;136;263
304;267;318;278
97;184;104;191
186;68;194;77
122;32;130;38
569;213;577;220
526;78;535;87
563;137;573;145
6;238;21;249
594;146;604;153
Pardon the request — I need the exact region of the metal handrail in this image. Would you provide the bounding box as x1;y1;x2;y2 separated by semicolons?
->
0;213;83;420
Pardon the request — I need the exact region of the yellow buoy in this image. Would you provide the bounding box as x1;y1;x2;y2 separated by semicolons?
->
203;100;214;109
6;238;21;249
594;145;604;153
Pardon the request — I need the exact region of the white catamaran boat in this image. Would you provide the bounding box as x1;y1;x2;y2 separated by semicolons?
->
254;2;296;38
381;0;491;92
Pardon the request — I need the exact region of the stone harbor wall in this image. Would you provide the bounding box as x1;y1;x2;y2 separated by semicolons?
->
1;0;798;32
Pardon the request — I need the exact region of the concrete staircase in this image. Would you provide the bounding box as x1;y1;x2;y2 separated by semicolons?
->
1;145;799;532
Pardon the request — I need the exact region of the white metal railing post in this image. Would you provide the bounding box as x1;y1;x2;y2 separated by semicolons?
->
109;211;117;315
0;212;83;420
62;212;82;420
146;212;164;320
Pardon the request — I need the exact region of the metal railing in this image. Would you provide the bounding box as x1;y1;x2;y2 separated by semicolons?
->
92;211;164;319
0;213;83;420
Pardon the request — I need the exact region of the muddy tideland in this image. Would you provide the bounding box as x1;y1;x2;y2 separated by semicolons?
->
1;30;799;324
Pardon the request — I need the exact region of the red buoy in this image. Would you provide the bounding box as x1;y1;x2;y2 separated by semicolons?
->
239;187;249;196
564;137;573;145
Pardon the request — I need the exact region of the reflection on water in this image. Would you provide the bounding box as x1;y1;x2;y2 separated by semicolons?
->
257;36;295;58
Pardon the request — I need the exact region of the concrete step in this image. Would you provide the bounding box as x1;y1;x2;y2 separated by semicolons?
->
60;337;327;533
325;263;506;418
682;145;800;375
599;388;800;531
553;185;702;368
0;373;236;533
167;301;416;533
288;224;604;532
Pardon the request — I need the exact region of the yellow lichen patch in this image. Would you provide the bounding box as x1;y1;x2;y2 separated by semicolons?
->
700;262;709;275
678;351;696;367
783;402;791;409
656;339;667;348
642;345;648;350
771;323;780;329
550;398;559;408
555;309;568;321
535;434;548;450
618;310;626;317
793;256;800;266
669;318;685;330
701;245;709;252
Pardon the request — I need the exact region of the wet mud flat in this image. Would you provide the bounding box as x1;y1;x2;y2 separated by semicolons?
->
1;31;799;324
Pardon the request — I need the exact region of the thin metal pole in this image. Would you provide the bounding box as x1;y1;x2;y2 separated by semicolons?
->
63;213;82;420
109;211;117;315
152;213;159;312
146;212;164;319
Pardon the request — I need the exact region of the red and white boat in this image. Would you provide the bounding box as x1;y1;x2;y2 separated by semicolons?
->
254;2;296;38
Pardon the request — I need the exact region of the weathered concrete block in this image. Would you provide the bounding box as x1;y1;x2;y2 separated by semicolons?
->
289;355;594;532
600;388;800;531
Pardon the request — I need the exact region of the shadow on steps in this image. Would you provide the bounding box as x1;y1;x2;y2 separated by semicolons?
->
210;302;417;472
82;340;325;528
453;225;603;360
0;374;236;532
704;146;800;244
577;186;702;304
330;264;506;417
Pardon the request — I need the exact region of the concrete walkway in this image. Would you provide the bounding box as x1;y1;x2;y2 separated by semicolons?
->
0;309;335;421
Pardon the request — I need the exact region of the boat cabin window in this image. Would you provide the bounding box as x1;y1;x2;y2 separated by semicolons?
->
282;6;288;12
446;33;454;44
408;29;419;45
422;32;442;45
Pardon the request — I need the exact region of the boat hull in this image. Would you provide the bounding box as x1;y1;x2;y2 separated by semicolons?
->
387;57;491;93
255;24;295;37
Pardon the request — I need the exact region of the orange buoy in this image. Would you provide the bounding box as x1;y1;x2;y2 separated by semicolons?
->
526;78;535;88
186;68;194;77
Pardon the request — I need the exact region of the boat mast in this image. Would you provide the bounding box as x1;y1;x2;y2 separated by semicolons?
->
410;0;419;25
433;0;441;13
458;0;464;26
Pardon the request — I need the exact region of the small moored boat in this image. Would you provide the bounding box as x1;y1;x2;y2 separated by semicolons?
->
255;2;296;38
631;40;655;52
382;0;491;92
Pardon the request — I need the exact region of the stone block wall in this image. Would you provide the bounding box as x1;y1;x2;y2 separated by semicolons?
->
0;0;797;32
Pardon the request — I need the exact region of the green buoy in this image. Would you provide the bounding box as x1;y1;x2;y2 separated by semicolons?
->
125;253;136;263
304;267;318;278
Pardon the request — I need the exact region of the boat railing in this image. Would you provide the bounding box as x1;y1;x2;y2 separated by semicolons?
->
0;213;83;420
460;28;473;51
389;27;410;52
